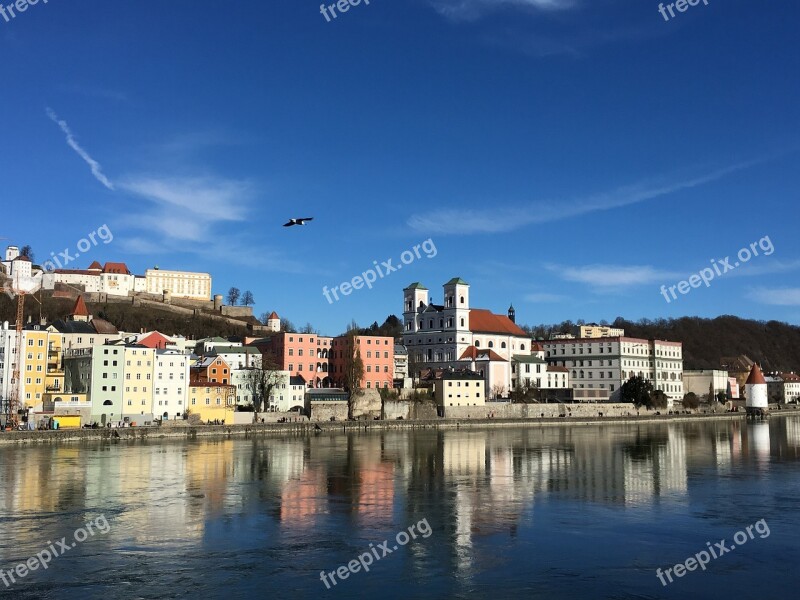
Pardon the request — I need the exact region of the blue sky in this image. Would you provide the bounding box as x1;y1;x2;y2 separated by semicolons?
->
1;0;798;335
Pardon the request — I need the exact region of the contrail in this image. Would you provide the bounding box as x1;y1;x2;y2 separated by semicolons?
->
46;108;114;190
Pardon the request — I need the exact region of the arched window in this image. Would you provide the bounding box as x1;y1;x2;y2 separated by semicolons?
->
520;344;526;351
475;340;481;347
488;341;494;348
460;296;465;304
460;318;465;327
103;400;113;406
501;342;507;349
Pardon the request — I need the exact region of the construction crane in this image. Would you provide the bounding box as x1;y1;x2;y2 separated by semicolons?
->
8;291;25;429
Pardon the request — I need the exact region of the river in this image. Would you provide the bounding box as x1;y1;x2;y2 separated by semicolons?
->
1;417;799;599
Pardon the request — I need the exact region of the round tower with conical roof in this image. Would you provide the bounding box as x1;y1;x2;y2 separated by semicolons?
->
745;363;768;418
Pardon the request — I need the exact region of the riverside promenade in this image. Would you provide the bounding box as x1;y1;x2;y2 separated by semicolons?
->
2;406;799;445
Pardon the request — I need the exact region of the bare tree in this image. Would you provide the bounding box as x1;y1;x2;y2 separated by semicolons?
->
241;290;255;306
20;245;34;261
301;322;317;334
490;384;506;400
281;317;297;333
343;321;364;420
227;287;241;306
243;354;284;420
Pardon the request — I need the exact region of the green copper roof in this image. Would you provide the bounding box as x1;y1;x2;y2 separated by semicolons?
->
405;282;429;290
445;277;469;285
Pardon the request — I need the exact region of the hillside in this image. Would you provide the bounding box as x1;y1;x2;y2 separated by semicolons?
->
0;294;250;340
524;316;800;372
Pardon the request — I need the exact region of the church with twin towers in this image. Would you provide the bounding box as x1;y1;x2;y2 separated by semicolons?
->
402;278;535;395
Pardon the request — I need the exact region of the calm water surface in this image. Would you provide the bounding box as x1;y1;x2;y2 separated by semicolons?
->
1;418;800;599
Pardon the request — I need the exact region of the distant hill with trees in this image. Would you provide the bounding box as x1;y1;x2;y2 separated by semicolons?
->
523;316;800;372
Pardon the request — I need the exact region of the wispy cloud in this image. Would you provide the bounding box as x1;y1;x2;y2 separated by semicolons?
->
727;259;800;278
747;288;800;306
46;108;115;190
408;161;760;235
119;176;251;241
547;263;681;291
429;0;578;21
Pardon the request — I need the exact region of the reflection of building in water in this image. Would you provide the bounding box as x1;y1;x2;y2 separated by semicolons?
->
746;421;771;467
185;440;237;515
623;426;687;505
444;432;486;478
356;462;395;526
714;430;733;472
786;418;800;448
1;447;89;514
281;467;328;525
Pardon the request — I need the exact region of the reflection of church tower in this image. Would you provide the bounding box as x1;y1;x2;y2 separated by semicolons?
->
508;304;516;324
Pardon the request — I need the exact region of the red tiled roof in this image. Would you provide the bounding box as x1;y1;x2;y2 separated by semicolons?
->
88;261;102;270
138;331;170;349
103;262;130;275
13;255;31;262
459;346;507;362
548;365;569;373
469;309;528;337
72;296;89;317
746;364;766;385
779;372;800;382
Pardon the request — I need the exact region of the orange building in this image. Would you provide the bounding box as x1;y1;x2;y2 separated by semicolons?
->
252;333;333;388
190;356;231;385
330;335;394;390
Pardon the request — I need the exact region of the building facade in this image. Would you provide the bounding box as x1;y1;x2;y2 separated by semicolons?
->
543;337;684;404
402;278;533;396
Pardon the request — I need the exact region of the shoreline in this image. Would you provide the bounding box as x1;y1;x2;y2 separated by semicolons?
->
2;408;798;445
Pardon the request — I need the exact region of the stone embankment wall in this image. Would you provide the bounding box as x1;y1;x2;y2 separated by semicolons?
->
444;402;641;420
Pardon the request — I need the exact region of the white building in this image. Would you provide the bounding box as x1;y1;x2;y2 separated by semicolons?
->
683;370;730;399
435;372;485;408
145;268;212;300
270;373;307;412
209;346;262;370
38;258;212;301
765;372;800;404
543;336;684;404
153;350;189;421
402;278;534;397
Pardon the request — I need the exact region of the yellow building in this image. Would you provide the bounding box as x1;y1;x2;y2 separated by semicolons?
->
21;329;53;411
42;332;66;408
578;324;625;338
189;382;235;424
123;346;155;420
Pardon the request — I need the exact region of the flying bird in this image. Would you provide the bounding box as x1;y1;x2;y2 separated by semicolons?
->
284;217;314;227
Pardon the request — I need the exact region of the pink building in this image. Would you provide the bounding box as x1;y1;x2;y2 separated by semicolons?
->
330;335;394;390
253;333;333;388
